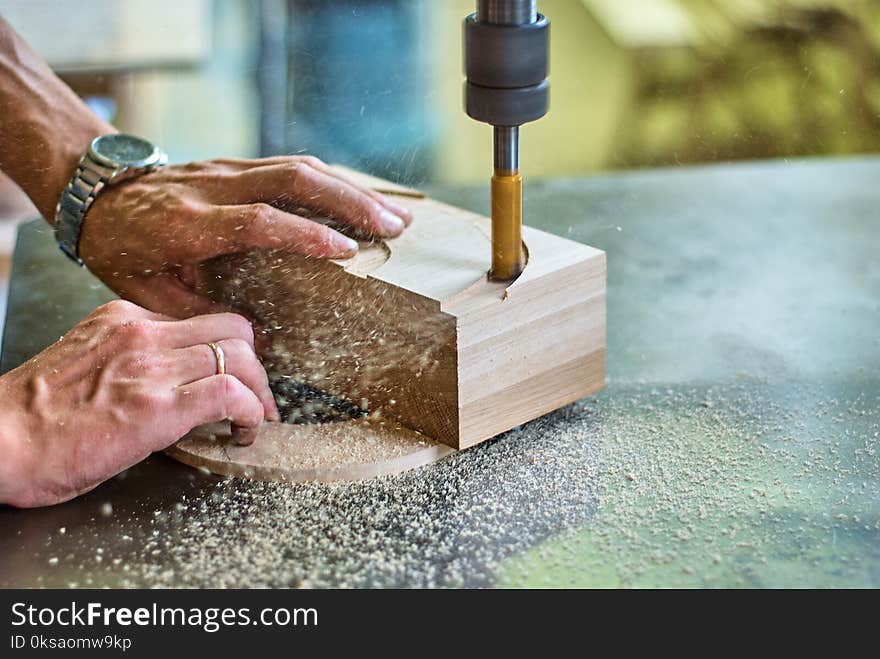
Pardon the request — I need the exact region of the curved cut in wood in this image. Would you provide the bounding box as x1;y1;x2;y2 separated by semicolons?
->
331;238;390;278
166;418;456;483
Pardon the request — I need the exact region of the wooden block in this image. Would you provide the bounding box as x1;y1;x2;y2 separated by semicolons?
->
197;168;606;451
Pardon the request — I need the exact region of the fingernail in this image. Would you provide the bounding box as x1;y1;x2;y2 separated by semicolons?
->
387;202;413;223
231;424;258;446
379;210;406;235
333;234;359;257
267;402;281;423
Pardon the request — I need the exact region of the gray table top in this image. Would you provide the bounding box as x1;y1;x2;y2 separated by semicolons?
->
1;157;878;588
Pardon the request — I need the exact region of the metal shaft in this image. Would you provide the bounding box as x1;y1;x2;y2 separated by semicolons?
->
477;0;537;25
494;125;519;173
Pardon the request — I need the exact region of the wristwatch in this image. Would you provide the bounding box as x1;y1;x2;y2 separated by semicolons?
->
54;133;168;266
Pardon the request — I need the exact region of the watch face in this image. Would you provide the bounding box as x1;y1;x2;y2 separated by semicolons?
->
89;134;161;168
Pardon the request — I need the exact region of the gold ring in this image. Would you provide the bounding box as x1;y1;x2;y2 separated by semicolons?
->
207;342;226;376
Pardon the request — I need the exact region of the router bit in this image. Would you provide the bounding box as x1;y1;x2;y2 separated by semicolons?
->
464;0;549;280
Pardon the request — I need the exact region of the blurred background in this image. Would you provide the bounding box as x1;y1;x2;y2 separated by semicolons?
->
2;0;880;322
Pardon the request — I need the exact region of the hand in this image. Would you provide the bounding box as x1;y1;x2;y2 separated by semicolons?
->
0;300;279;508
78;155;414;319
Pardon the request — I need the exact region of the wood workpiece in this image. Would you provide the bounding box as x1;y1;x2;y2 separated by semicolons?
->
166;418;455;483
167;167;606;482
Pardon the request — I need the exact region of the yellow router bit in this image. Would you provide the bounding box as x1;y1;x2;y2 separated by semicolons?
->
491;148;523;280
464;0;550;280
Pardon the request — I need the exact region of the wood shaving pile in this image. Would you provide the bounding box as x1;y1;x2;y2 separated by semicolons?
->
36;380;880;588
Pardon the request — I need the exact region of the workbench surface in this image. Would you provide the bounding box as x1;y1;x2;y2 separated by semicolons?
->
2;157;878;588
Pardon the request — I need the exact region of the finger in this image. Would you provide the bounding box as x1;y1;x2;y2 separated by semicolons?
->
298;158;414;225
174;374;264;446
155;312;255;350
111;273;232;320
239;163;408;238
101;272;262;351
169;339;279;421
212;203;359;258
240;156;414;225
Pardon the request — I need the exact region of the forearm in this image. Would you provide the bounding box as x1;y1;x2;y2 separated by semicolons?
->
0;16;114;222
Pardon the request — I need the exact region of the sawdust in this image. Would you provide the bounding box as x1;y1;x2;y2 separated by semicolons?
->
126;400;602;588
35;379;880;588
269;375;365;425
499;381;880;587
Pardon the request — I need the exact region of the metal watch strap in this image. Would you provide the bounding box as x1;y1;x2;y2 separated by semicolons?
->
54;154;116;266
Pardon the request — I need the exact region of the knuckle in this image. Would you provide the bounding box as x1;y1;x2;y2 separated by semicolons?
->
223;314;254;343
287;161;314;186
247;202;274;227
116;319;155;346
224;337;253;358
99;299;138;316
299;155;323;168
119;318;153;344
